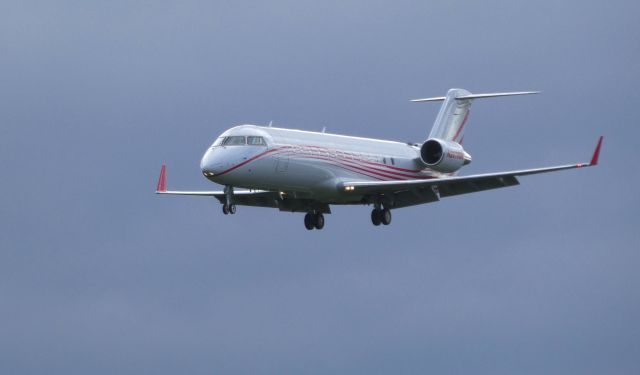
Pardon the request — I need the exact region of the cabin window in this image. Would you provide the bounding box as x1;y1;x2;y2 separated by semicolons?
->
391;157;395;165
222;136;246;146
247;136;266;146
383;157;387;164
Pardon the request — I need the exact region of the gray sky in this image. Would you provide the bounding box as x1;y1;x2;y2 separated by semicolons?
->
1;1;638;374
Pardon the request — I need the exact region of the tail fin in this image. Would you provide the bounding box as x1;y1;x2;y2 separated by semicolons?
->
412;89;539;143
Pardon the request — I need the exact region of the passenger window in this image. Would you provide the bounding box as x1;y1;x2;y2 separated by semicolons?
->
222;136;246;146
391;157;395;165
247;136;266;146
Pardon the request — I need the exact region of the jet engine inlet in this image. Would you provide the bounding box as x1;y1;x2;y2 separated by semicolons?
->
419;138;471;173
421;139;444;164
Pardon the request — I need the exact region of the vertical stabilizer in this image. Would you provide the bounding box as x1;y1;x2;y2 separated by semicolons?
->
428;88;472;142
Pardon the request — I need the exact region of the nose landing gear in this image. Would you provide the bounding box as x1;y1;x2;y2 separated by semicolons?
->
222;185;237;215
304;212;325;230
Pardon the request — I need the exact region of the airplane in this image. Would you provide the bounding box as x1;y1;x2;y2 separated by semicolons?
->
156;88;603;230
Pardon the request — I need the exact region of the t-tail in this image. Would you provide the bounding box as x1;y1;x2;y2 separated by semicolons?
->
411;88;539;174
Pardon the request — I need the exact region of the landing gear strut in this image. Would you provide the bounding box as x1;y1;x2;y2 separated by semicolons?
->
371;207;391;226
222;185;236;215
304;212;325;230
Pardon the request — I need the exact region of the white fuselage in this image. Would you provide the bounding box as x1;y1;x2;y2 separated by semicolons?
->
200;125;443;203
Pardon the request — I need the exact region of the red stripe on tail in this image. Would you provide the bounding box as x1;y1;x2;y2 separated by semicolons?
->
451;110;470;143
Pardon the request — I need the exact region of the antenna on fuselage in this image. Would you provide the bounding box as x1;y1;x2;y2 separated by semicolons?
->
321;126;326;133
268;121;273;127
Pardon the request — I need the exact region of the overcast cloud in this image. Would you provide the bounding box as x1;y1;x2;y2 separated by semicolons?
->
0;1;638;374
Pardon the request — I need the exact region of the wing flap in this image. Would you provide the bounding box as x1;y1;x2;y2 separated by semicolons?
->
219;191;280;208
437;175;519;197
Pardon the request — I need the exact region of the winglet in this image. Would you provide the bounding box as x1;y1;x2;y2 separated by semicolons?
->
589;136;604;166
156;164;167;192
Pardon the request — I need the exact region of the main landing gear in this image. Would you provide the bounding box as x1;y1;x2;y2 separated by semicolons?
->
304;212;325;230
222;203;236;215
371;207;391;226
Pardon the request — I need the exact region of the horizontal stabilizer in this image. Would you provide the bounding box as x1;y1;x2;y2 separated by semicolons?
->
411;90;539;102
410;96;446;102
456;91;540;100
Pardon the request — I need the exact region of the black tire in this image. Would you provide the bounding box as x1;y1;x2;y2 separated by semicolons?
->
304;213;315;230
229;204;237;214
371;209;382;226
222;204;229;215
381;208;391;225
314;213;325;230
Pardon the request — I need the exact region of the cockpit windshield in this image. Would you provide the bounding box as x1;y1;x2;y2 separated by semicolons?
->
247;136;266;146
213;135;267;147
222;136;246;146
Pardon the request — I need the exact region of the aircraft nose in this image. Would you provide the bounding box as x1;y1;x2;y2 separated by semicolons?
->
200;149;225;176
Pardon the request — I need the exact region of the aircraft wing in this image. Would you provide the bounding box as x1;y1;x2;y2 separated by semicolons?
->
159;189;282;208
157;189;271;197
338;136;603;199
155;164;281;207
156;190;278;207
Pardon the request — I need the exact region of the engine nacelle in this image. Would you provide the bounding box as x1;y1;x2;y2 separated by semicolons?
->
419;138;472;173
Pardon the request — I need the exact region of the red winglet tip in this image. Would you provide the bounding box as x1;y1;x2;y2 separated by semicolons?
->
156;164;167;192
589;136;603;166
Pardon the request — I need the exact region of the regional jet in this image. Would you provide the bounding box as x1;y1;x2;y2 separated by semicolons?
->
156;88;603;230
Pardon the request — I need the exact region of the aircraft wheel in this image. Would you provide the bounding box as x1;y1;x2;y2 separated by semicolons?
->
371;209;382;226
222;204;229;215
381;208;391;225
304;213;315;230
314;213;325;230
229;204;237;214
